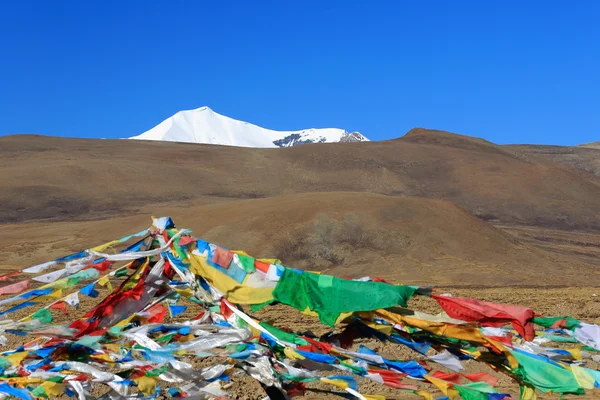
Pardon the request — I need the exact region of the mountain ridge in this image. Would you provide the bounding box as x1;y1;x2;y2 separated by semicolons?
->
130;106;369;148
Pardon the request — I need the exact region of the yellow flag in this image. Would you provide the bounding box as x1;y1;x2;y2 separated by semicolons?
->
44;289;63;299
103;343;121;354
114;314;135;328
123;259;149;291
175;287;193;298
362;321;393;335
41;381;65;397
6;351;28;366
367;308;518;369
424;375;458;400
7;377;43;385
257;258;282;265
284;347;305;360
321;378;349;389
134;376;157;396
300;306;320;318
520;385;537;400
92;353;113;363
98;275;113;291
566;347;583;361
572;365;595;390
364;395;386;400
189;256;274;304
177;334;195;342
335;311;355;324
416;391;434;400
248;317;261;337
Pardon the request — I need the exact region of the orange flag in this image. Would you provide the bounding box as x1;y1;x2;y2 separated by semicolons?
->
0;271;21;282
49;301;68;315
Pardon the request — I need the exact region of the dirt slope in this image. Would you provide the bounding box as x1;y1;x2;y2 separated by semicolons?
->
1;192;597;287
2;131;600;231
506;144;600;182
1;130;600;287
579;141;600;149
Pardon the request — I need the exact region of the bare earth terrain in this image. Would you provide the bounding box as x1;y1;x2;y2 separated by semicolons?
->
0;129;599;398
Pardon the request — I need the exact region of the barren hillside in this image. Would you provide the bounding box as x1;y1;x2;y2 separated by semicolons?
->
506;143;600;183
2;131;600;287
2;130;600;230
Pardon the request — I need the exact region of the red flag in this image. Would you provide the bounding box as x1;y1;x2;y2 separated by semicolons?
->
146;303;167;323
254;260;270;273
212;247;233;268
371;369;407;379
0;271;21;282
373;371;417;390
431;370;462;383
164;260;175;280
193;311;206;321
81;259;113;273
68;319;100;337
300;336;333;354
44;338;65;347
220;299;234;320
372;277;390;283
177;236;196;247
84;273;146;319
432;295;535;341
487;334;513;346
87;328;108;337
49;301;68;315
67;374;89;382
286;382;306;398
463;372;499;386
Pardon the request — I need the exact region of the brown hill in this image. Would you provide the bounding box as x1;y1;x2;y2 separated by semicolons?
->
506;144;600;182
2;131;600;231
579;141;600;149
2;130;600;287
1;192;594;287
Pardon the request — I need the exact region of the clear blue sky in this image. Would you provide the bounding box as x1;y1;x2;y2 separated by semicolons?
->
1;1;598;145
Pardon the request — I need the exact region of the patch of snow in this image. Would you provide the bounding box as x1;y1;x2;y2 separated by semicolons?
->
129;106;368;148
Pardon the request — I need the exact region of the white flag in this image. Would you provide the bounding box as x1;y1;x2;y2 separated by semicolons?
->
64;292;80;307
33;269;68;283
428;350;464;372
23;261;56;274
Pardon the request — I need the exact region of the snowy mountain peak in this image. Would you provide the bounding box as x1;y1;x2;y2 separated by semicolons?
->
129;107;368;148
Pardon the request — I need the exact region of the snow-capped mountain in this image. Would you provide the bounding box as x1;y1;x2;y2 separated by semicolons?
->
129;106;368;148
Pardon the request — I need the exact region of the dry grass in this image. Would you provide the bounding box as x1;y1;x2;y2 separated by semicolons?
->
274;213;386;267
2;192;599;287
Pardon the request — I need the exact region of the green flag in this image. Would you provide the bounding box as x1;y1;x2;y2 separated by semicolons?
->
273;269;416;326
32;308;52;323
